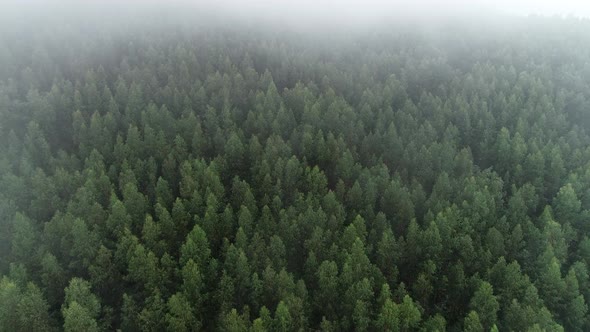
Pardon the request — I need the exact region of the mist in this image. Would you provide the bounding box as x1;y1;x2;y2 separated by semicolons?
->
3;0;590;32
3;0;590;331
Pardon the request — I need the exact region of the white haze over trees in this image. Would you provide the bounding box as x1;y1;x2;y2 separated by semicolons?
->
3;0;590;26
204;0;590;21
2;0;590;332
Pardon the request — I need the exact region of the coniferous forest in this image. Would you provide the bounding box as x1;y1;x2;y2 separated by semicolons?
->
2;3;590;332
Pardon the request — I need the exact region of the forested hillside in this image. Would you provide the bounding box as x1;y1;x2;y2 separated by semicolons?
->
2;6;590;331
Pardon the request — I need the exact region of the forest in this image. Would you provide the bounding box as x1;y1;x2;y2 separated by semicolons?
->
1;3;590;331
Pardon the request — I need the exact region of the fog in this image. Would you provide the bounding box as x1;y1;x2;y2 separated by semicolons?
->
488;0;590;17
205;0;590;19
3;0;590;27
190;0;590;30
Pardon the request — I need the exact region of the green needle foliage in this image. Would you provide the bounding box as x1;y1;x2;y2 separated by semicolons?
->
1;4;590;331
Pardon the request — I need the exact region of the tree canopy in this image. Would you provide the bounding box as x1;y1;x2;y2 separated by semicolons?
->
1;4;590;331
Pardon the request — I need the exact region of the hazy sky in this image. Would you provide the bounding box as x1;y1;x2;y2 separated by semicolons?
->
5;0;590;18
207;0;590;18
3;0;590;29
486;0;590;16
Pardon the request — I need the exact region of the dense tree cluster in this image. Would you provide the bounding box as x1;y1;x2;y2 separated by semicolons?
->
2;7;590;331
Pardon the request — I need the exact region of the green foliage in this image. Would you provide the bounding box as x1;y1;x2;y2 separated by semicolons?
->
63;302;99;332
469;282;499;330
464;311;484;332
0;278;52;331
63;278;101;320
1;8;590;331
165;293;199;332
